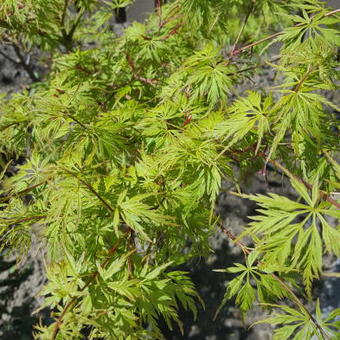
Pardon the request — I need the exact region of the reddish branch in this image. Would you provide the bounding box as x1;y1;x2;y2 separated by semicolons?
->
159;13;182;29
219;225;250;255
230;0;256;57
126;55;158;85
183;114;192;127
141;21;183;42
3;215;46;225
155;0;163;29
159;21;183;41
232;31;282;56
227;143;340;210
258;152;340;209
0;180;49;203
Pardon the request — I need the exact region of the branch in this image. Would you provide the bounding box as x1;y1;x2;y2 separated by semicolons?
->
325;8;340;16
230;0;256;57
293;65;313;92
0;180;49;203
62;111;88;130
159;21;183;41
126;55;159;85
270;273;331;340
0;19;11;29
219;225;250;256
67;10;83;42
258;152;340;209
233;31;282;56
59;2;84;52
60;167;115;213
222;145;340;210
226;56;281;76
1;215;46;225
155;0;163;29
0;122;21;132
232;8;340;57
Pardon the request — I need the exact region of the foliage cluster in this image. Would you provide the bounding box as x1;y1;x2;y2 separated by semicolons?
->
0;0;339;339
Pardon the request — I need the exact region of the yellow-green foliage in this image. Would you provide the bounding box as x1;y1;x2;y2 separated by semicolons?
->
0;0;339;339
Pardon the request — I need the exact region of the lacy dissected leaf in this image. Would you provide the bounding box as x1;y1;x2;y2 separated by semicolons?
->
214;251;289;316
255;301;340;340
240;178;340;295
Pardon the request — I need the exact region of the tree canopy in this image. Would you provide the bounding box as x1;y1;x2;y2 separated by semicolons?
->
0;0;339;339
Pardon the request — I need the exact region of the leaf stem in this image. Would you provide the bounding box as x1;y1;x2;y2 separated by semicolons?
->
233;8;339;56
324;8;340;16
271;273;331;340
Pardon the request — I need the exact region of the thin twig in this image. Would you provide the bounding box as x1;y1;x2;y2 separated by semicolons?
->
126;55;159;85
232;8;339;57
62;111;88;130
68;10;83;42
324;8;340;16
60;167;115;213
257;152;340;209
322;150;340;176
230;0;256;57
0;180;49;202
0;215;46;225
0;19;11;29
234;31;282;56
158;21;183;41
60;2;83;52
271;273;331;340
155;0;163;29
226;56;281;76
0;122;21;132
221;144;340;210
219;225;250;256
293;65;313;92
